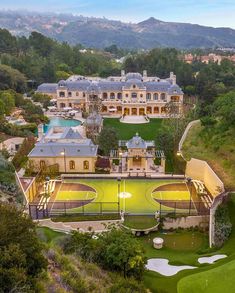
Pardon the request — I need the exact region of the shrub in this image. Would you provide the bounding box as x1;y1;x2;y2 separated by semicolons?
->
214;204;232;247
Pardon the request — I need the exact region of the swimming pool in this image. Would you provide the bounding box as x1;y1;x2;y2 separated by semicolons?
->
44;117;81;133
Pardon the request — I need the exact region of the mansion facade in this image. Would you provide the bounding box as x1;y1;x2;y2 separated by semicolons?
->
37;71;184;117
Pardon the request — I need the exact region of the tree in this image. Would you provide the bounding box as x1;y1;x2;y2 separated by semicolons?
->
0;64;26;92
0;90;15;115
0;203;47;291
12;136;35;170
65;228;146;280
98;127;118;156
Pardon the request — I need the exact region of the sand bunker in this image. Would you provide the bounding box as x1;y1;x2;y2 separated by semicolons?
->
198;254;227;264
146;258;197;276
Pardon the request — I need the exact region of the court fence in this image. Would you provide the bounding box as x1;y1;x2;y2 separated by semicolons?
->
28;198;209;220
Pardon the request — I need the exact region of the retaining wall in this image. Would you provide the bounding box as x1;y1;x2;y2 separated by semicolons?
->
163;215;209;230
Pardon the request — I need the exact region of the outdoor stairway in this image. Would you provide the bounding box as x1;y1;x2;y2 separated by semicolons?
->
120;115;149;124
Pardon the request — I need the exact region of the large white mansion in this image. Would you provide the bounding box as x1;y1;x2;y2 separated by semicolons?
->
37;71;184;117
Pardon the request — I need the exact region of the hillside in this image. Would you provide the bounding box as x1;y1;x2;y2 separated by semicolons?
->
1;11;235;49
182;122;235;190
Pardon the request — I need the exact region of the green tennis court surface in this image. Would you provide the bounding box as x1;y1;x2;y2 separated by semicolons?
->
54;179;191;214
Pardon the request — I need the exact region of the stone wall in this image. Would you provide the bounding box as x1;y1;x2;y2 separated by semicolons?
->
163;215;209;230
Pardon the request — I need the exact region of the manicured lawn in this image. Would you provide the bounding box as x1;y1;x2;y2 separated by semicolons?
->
182;122;235;190
142;193;235;293
56;179;190;214
103;118;163;140
123;215;158;229
177;260;235;293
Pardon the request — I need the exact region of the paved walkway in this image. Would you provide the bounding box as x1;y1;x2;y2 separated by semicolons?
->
120;115;149;124
37;218;122;233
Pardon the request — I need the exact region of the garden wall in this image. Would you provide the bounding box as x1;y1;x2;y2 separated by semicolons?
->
163;215;209;230
185;158;224;197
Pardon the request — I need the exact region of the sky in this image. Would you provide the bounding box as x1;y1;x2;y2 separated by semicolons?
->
0;0;235;28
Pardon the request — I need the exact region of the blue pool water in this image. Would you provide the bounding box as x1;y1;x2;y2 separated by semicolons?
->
43;117;81;133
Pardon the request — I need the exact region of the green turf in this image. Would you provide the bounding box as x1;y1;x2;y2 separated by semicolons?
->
177;260;235;293
103;118;163;140
141;193;235;293
55;179;190;214
36;227;66;244
123;215;158;229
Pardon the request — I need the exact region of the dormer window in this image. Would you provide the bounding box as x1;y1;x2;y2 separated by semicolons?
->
132;93;137;99
133;84;136;89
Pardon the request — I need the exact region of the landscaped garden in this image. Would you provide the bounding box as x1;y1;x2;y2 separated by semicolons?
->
141;193;235;293
103;118;163;140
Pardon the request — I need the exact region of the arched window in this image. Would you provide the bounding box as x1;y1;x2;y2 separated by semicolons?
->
146;93;151;100
59;91;65;97
160;93;166;101
110;93;115;99
68;91;72;97
117;93;122;99
76;92;79;96
40;160;46;169
153;93;159;100
131;92;137;99
83;160;89;170
69;160;75;170
103;92;108;99
60;103;65;108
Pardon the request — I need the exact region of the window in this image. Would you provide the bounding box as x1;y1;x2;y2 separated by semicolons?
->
133;84;136;89
103;92;108;99
117;93;122;99
140;94;143;98
59;91;65;97
125;93;129;98
68;91;72;97
40;160;45;169
160;93;166;101
60;103;65;108
83;92;86;97
69;160;75;170
146;93;151;100
131;92;137;99
83;160;89;170
76;92;79;96
110;93;115;99
153;93;159;100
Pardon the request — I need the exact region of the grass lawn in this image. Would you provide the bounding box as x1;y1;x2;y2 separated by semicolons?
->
177;260;235;293
123;215;158;229
182;122;235;190
55;179;190;214
103;118;163;140
142;193;235;293
36;227;66;244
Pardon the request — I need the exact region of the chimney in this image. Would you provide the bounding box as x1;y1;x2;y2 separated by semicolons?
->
121;70;125;77
143;70;147;78
170;72;176;85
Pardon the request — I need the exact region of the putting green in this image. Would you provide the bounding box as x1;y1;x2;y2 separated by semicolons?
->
55;179;191;214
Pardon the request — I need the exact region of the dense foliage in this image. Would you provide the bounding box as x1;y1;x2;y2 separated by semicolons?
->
0;204;47;292
64;228;146;280
0;29;120;88
214;203;232;247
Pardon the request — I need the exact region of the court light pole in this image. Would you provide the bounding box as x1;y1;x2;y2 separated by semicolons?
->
60;148;67;173
187;177;192;215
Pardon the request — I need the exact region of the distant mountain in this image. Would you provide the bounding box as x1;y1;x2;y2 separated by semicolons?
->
1;11;235;49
